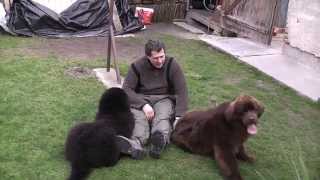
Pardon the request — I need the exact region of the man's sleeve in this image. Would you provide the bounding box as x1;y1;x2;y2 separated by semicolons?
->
170;60;188;117
122;65;147;109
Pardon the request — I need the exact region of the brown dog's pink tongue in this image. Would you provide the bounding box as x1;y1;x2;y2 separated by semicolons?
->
247;124;257;135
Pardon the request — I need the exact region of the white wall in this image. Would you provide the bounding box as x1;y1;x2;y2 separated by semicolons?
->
287;0;320;57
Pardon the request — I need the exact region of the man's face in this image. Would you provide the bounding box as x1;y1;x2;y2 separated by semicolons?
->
148;49;165;69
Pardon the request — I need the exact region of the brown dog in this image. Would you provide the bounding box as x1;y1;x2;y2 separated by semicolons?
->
172;95;264;180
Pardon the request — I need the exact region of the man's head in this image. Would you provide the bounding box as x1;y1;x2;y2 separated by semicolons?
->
145;40;166;69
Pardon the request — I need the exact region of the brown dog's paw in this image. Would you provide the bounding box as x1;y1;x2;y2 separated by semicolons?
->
236;153;256;163
245;154;256;163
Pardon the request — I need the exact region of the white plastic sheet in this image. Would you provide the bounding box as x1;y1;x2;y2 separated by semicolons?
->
32;0;77;14
0;2;14;34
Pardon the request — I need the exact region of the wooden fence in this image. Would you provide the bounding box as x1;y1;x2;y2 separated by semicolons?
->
129;0;187;22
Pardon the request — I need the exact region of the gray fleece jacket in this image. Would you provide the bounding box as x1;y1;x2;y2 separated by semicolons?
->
122;56;188;117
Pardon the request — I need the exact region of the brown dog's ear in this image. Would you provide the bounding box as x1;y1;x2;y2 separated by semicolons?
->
256;102;265;118
225;101;235;122
250;96;264;118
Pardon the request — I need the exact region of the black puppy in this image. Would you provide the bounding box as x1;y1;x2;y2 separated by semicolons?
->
65;88;135;180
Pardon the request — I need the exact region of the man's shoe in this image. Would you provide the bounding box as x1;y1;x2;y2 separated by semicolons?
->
116;135;146;160
149;131;166;159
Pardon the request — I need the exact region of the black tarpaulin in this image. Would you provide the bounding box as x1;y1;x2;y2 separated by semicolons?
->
7;0;143;37
115;0;143;34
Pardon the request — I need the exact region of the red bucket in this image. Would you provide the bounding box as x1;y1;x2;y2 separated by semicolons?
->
136;7;154;25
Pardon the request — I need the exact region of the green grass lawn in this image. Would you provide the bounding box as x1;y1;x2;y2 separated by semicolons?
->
0;34;319;180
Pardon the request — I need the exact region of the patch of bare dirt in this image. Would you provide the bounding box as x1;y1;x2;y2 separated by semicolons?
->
23;37;144;62
64;67;95;79
18;23;198;62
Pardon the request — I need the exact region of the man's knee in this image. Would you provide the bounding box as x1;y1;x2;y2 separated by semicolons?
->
131;108;149;145
154;99;174;119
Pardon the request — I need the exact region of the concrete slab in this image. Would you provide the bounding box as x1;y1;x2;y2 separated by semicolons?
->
171;22;320;101
93;68;123;88
283;43;320;71
199;35;281;57
240;55;320;101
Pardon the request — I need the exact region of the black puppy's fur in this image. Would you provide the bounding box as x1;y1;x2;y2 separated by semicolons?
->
65;88;134;180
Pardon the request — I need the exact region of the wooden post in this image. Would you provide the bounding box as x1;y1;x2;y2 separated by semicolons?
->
4;0;12;12
106;31;111;72
106;0;121;84
267;0;279;45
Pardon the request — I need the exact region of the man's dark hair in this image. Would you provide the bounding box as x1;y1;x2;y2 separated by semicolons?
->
145;40;165;56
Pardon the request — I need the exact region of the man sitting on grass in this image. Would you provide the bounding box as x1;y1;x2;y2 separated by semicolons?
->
117;39;188;159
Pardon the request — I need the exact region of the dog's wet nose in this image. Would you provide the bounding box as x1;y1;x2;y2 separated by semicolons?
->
249;117;257;123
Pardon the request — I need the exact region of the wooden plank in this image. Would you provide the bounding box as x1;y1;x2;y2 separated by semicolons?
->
226;15;268;34
235;0;274;26
188;9;221;31
224;0;242;15
107;0;121;83
221;16;270;44
221;0;277;44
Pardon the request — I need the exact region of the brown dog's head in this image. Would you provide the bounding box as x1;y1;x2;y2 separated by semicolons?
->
225;95;264;135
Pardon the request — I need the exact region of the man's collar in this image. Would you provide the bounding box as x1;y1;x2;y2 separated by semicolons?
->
146;56;167;70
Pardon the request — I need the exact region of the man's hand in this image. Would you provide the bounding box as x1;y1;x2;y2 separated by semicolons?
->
142;104;155;121
173;116;181;130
